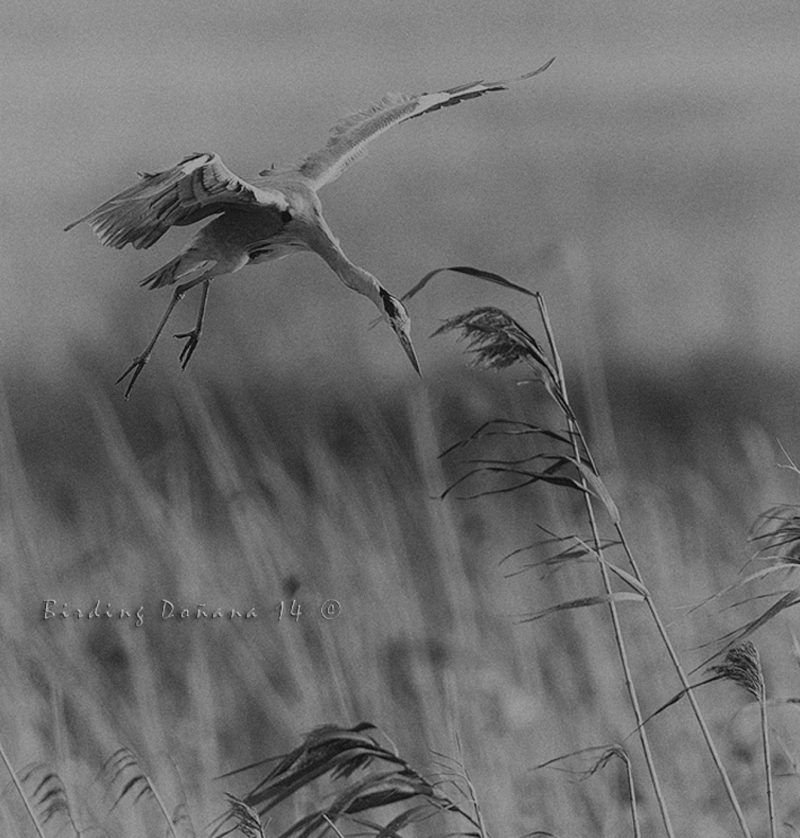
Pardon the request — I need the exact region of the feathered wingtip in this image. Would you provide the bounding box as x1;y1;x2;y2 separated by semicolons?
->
62;152;216;249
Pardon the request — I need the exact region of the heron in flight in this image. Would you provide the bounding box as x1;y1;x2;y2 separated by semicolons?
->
66;59;554;396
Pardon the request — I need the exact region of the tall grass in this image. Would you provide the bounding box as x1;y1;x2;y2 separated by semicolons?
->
0;342;798;835
431;294;761;836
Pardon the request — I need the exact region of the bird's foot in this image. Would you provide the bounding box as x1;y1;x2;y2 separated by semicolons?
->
116;355;149;399
174;329;201;369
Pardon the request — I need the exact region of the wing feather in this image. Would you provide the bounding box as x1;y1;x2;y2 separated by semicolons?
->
65;152;289;249
292;59;555;189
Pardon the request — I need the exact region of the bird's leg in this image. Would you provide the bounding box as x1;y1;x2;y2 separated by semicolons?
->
116;272;211;398
174;279;210;369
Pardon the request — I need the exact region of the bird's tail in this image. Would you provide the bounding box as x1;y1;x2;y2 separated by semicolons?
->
140;252;213;289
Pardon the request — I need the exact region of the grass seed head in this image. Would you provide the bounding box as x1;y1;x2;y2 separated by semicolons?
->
224;793;266;838
433;307;553;374
708;642;764;701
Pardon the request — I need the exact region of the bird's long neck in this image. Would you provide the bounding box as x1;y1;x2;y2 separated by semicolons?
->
305;209;420;374
308;214;383;307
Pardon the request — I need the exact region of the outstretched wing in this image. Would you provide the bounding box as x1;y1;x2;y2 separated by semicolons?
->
65;152;290;249
290;59;555;190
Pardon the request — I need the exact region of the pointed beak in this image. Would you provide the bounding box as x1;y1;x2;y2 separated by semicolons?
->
397;330;422;376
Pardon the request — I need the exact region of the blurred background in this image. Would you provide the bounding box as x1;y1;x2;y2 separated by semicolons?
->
4;0;800;385
4;2;800;836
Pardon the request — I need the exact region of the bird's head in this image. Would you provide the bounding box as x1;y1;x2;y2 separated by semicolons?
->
379;288;421;376
275;185;421;375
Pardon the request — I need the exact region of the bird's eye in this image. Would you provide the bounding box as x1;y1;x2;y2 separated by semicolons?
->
280;209;293;223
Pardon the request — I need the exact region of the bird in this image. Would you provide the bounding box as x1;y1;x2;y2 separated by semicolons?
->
65;59;555;397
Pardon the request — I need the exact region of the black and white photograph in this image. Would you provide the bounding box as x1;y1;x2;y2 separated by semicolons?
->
3;2;800;836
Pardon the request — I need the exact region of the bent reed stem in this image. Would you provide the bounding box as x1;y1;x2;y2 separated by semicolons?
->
533;294;674;838
534;293;752;838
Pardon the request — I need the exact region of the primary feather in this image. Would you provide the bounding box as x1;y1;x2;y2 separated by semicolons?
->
293;59;555;189
65;152;289;249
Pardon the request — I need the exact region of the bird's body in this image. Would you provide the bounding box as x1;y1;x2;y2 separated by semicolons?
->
66;59;554;396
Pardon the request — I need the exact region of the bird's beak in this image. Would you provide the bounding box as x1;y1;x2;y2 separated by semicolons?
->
396;330;422;376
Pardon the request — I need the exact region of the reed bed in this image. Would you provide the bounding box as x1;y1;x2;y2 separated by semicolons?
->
1;294;800;836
